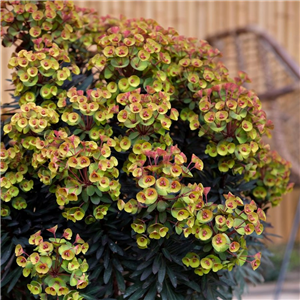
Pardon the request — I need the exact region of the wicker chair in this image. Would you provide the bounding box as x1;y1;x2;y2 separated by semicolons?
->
206;24;300;184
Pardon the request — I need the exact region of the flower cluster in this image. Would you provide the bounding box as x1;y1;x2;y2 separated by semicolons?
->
15;227;89;299
0;142;32;214
119;143;204;247
181;192;265;276
3;102;59;137
250;148;294;206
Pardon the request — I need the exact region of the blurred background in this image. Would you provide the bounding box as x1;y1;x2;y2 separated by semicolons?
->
1;0;299;291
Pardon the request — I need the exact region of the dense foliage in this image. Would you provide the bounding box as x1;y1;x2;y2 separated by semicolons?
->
1;1;293;299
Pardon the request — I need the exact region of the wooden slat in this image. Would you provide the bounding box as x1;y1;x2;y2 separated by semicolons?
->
237;2;247;27
266;188;300;244
187;2;197;38
196;2;207;39
1;46;15;115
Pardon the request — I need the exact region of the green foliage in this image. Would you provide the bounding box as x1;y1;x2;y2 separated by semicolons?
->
1;0;293;299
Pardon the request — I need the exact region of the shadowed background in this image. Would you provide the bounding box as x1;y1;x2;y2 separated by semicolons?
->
1;1;299;245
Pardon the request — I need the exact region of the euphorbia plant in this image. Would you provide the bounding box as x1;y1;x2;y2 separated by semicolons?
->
1;1;293;299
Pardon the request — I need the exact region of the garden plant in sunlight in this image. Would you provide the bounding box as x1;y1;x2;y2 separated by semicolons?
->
1;1;293;299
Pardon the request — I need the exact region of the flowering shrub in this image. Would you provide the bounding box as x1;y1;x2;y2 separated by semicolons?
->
1;1;293;299
15;227;89;299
